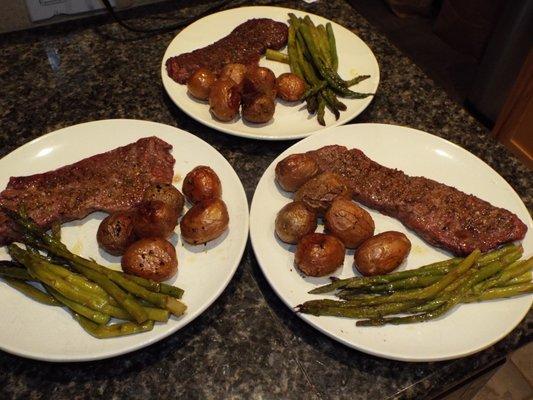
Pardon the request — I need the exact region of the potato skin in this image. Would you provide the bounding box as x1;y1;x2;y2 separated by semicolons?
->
180;198;229;245
324;198;375;248
219;63;247;90
208;78;241;121
243;66;276;96
143;183;184;218
276;73;306;102
295;171;351;215
97;211;137;256
275;201;317;244
134;200;178;239
242;93;276;124
182;166;222;204
275;153;319;192
295;233;345;277
354;231;411;276
187;68;216;101
121;238;178;282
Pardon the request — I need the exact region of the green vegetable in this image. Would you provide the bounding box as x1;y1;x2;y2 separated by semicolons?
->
73;313;154;339
47;286;110;325
4;278;60;306
265;49;289;64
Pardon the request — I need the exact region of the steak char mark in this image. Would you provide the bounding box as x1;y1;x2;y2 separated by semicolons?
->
166;18;288;84
306;145;527;255
0;136;175;245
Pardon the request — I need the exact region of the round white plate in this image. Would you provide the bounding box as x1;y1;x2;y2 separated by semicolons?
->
250;123;532;362
161;6;380;140
0;119;249;362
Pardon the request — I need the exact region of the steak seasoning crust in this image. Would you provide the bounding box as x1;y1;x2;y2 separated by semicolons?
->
0;136;175;245
166;18;289;84
307;145;527;255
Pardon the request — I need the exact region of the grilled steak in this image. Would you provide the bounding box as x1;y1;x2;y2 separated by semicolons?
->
166;18;288;84
0;137;175;246
306;145;527;255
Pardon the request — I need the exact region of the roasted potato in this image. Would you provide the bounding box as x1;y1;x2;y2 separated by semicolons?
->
275;153;319;192
121;237;178;282
354;231;411;276
276;73;306;102
243;66;276;96
134;200;178;239
295;171;351;215
275;201;317;244
295;233;345;277
96;211;137;256
219;63;247;90
182;165;222;204
187;67;217;101
180;198;229;245
242;93;276;124
324;198;375;248
143;183;184;218
208;78;241;121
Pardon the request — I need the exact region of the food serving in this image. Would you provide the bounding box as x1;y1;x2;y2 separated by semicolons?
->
249;123;532;360
0;120;243;358
298;145;527;255
161;6;379;140
166;13;372;127
0;131;231;341
0;120;249;361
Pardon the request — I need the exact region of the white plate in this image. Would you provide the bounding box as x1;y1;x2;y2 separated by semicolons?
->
0;119;249;362
161;6;380;140
250;123;532;362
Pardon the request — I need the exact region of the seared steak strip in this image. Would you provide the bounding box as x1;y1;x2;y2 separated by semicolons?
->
307;145;527;255
0;137;175;245
166;18;288;84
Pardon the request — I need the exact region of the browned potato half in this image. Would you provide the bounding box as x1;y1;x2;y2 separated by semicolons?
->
242;93;276;124
276;73;306;102
275;153;319;192
295;171;351;215
275;201;317;244
143;183;184;218
243;66;276;96
354;231;411;276
187;67;217;101
134;200;178;239
219;63;247;90
182;165;222;204
97;211;137;256
121;237;178;282
295;233;345;277
324;198;375;248
208;78;241;121
180;198;229;245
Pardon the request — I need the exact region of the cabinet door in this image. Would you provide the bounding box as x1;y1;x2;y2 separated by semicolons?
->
492;50;533;169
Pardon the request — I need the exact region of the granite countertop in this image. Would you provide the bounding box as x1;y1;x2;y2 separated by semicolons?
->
0;0;531;399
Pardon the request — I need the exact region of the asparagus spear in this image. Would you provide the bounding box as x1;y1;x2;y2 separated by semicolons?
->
73;313;154;339
325;23;338;71
47;287;110;325
265;49;289;64
3;278;60;306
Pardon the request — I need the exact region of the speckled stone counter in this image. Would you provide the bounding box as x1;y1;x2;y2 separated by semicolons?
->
0;1;531;399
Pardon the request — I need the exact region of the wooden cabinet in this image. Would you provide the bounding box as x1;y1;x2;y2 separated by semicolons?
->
492;49;533;169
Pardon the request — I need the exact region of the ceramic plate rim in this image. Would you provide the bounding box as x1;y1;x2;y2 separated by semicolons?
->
249;122;532;362
0;119;249;362
161;5;380;141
